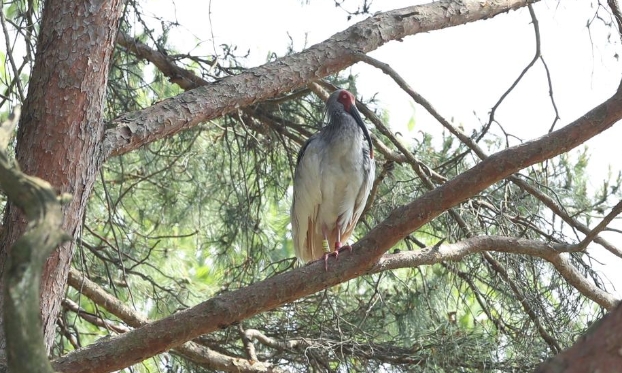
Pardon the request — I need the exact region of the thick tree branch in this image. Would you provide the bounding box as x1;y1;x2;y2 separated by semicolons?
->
118;30;406;169
54;78;622;371
103;0;538;159
534;301;622;373
370;236;618;310
355;53;622;259
66;268;281;373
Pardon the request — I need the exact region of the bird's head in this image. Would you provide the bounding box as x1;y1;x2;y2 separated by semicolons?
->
331;89;374;159
335;89;356;113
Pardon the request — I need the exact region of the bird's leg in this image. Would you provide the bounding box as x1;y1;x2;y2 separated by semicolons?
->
320;225;335;271
318;223;353;270
334;228;342;251
321;225;331;253
335;221;352;254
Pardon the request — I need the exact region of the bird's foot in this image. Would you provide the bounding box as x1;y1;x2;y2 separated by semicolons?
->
322;251;338;271
321;243;352;271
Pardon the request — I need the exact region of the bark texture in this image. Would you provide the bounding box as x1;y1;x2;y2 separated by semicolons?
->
0;108;69;373
534;302;622;373
104;0;536;159
0;0;123;353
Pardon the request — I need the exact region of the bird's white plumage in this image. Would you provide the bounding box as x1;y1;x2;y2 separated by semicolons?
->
291;90;375;263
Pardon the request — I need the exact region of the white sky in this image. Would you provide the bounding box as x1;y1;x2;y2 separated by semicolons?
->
144;0;622;294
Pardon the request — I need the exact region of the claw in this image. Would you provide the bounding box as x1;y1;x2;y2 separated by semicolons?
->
320;244;354;271
340;244;352;254
322;250;339;271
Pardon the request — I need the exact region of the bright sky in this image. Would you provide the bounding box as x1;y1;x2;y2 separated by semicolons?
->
145;0;622;294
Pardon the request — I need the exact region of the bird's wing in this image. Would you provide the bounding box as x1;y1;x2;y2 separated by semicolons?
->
342;156;376;243
291;136;324;262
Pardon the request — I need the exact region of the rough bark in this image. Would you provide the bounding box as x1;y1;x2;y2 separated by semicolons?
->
53;80;622;373
0;0;123;354
0;108;69;373
534;302;622;373
67;269;284;373
104;0;537;159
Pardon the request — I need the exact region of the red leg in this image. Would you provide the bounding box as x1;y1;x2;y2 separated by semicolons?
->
321;241;342;271
318;223;353;270
322;252;334;271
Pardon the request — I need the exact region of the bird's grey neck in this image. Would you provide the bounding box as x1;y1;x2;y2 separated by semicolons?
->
326;111;359;129
322;112;365;144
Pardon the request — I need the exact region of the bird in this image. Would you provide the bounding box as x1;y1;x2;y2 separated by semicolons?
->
291;89;375;269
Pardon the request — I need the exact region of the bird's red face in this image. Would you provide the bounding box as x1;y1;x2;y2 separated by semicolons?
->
336;90;356;113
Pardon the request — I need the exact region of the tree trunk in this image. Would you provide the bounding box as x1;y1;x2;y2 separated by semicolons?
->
0;0;123;357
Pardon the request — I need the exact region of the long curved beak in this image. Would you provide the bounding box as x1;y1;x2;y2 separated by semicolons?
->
349;104;374;159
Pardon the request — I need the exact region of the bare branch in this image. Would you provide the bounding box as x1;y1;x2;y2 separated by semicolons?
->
67;268;148;327
116;32;207;90
578;199;622;250
103;0;539;159
482;3;541;141
547;253;618;311
244;329;305;351
372;236;618;310
237;325;258;362
62;299;130;334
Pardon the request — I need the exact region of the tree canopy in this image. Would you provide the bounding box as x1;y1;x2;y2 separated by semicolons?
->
1;0;622;372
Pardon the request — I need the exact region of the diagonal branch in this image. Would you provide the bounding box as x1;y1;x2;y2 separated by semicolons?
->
54;78;622;372
116;32;207;90
534;302;622;372
66;268;283;373
481;3;542;141
103;0;539;160
355;53;622;259
577;199;622;250
118;29;408;168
